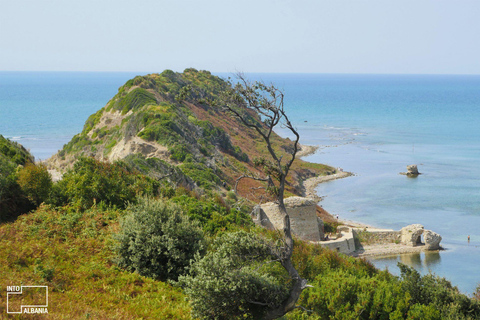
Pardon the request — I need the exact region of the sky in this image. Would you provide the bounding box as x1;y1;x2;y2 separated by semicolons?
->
1;0;480;74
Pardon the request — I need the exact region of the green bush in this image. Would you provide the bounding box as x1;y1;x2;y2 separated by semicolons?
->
170;193;253;235
286;240;480;320
179;162;221;190
0;135;34;165
170;143;191;162
115;197;205;281
0;154;34;221
115;88;157;114
52;157;159;210
178;231;289;320
17;163;52;206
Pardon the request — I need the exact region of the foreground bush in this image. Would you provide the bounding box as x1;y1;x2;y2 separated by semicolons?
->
115;197;205;281
178;231;289;320
285;240;480;320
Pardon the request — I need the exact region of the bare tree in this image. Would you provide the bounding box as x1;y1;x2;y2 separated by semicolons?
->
222;74;309;319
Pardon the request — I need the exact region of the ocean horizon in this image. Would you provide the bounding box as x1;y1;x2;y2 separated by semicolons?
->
1;71;479;295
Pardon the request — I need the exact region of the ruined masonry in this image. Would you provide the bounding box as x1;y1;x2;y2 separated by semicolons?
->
252;197;324;241
400;224;442;250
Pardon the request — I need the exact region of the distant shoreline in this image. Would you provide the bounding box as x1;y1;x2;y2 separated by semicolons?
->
297;143;354;201
298;144;434;259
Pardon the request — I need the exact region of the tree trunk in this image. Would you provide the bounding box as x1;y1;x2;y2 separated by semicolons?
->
262;213;308;320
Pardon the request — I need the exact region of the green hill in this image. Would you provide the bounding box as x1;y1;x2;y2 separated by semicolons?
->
48;68;332;201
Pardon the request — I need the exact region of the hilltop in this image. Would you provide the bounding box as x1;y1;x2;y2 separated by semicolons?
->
48;68;333;202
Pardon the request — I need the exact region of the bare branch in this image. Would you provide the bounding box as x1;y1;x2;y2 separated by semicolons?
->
295;305;313;313
221;73;306;320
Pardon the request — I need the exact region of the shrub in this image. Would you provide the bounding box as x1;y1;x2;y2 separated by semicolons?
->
178;231;289;320
115;197;205;281
52;157;159;210
170;143;190;162
17;163;52;206
0;134;33;165
170;194;253;235
0;155;33;221
179;162;221;190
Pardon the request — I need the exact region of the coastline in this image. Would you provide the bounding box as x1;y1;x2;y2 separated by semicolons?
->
298;144;433;259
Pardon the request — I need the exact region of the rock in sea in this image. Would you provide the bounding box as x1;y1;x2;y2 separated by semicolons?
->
400;164;421;176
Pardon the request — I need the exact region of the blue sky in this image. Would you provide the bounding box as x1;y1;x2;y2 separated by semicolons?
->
1;0;480;74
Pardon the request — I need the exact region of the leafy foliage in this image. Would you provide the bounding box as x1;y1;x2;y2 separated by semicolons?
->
0;137;37;220
285;240;480;320
115;197;205;281
52;157;159;210
0;154;31;220
178;231;289;320
114;87;157;114
0;134;34;165
17;162;52;206
179;162;221;190
170;193;253;235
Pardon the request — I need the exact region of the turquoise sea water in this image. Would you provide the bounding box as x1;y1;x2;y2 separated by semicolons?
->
1;72;479;295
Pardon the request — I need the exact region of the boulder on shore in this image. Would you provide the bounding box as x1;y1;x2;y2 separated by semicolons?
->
424;229;442;250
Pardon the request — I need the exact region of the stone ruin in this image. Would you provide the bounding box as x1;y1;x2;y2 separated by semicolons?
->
400;224;442;250
252;197;324;241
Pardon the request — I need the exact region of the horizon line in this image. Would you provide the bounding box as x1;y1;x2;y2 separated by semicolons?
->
1;70;480;77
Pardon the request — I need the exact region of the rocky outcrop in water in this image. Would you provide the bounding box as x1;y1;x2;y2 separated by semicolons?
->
424;229;442;250
400;164;421;176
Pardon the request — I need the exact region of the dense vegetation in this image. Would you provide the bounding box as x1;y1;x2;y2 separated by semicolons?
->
115;197;205;281
0;135;39;220
2;70;480;319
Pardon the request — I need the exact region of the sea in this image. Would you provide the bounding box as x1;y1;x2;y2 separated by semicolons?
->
1;71;479;295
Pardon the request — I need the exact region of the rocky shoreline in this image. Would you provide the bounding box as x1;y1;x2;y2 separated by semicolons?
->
298;144;443;258
296;144;319;158
303;171;353;200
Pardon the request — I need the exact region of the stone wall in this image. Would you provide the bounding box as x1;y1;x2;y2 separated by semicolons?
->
318;227;356;254
255;197;323;241
354;230;401;244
